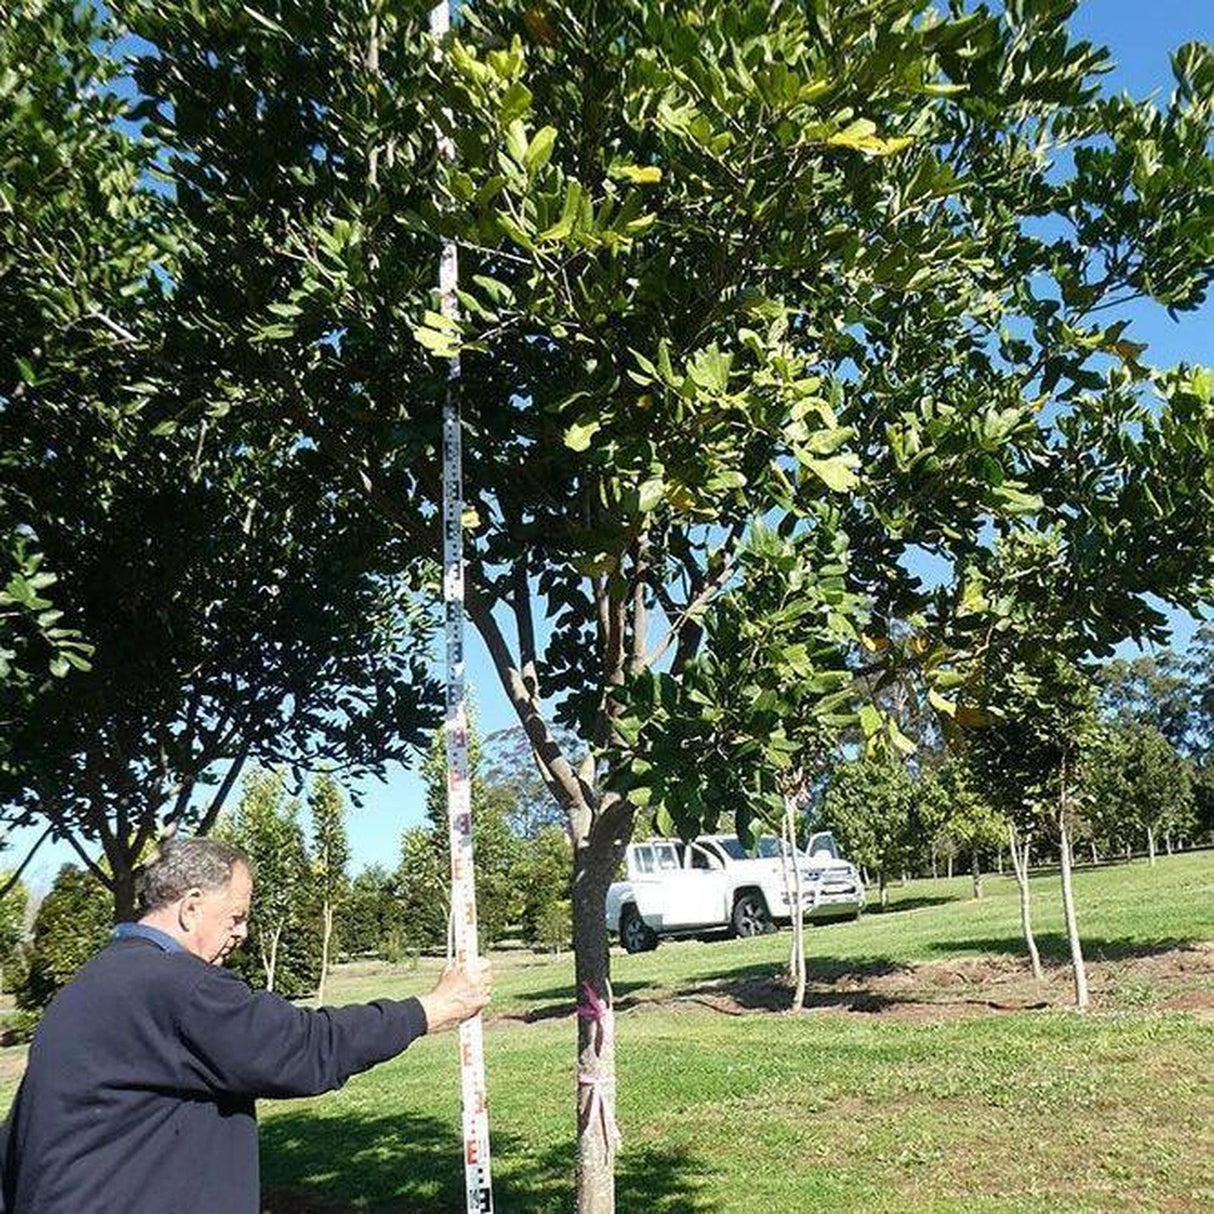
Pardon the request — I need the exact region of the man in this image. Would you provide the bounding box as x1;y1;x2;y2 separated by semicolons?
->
1;837;491;1213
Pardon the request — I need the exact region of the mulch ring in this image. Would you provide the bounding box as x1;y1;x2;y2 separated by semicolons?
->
670;941;1214;1021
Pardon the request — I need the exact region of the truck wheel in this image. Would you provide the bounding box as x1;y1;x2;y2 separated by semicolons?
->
620;904;658;954
732;891;773;938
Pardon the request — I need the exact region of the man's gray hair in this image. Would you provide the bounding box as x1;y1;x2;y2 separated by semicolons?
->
140;837;251;912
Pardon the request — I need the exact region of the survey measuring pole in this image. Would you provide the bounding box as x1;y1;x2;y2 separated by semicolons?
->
429;3;494;1211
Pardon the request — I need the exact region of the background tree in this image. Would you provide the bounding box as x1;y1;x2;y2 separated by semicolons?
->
341;864;404;959
925;759;1007;899
309;771;350;1004
409;713;523;952
517;825;573;953
482;725;579;839
218;770;315;995
820;756;917;910
15;864;111;1020
1086;722;1195;864
396;825;448;953
0;874;29;994
960;532;1105;1009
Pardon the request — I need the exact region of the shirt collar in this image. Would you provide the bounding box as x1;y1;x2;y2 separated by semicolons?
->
112;922;188;954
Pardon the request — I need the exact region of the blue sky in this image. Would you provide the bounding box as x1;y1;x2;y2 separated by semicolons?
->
11;0;1214;891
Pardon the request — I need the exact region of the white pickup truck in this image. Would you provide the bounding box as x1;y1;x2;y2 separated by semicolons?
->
606;832;865;953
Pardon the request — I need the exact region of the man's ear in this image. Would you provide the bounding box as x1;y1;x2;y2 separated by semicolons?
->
177;887;205;933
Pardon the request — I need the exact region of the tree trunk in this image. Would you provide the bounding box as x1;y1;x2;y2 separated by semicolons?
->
930;848;938;879
1057;802;1088;1011
947;852;954;879
1146;824;1157;867
996;847;1003;876
1089;841;1098;865
784;798;807;1014
1008;823;1042;981
879;871;888;910
111;863;138;925
265;923;284;993
572;830;622;1214
970;850;983;900
1124;841;1132;862
778;821;796;979
1165;833;1173;856
317;900;334;1005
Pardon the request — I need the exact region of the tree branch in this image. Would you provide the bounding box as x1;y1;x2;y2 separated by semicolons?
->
465;579;594;819
63;829;111;888
0;823;55;901
643;536;741;670
193;745;251;839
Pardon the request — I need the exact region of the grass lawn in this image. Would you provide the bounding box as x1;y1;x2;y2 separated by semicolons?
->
4;852;1213;1211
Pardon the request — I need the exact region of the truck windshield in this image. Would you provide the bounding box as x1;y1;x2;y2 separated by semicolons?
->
715;836;802;861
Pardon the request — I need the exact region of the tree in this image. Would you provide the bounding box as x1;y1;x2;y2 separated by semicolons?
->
1098;655;1192;753
1;4;441;923
820;756;918;910
341;864;404;958
1;0;153;786
0;873;29;993
1086;722;1195;863
218;770;314;995
961;532;1105;1009
104;3;1214;1205
412;714;523;952
482;725;578;839
924;759;1007;899
612;521;863;1011
309;771;350;1004
16;864;111;1017
517;826;573;953
396;825;448;953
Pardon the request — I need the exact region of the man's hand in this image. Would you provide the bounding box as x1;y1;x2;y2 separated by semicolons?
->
418;959;493;1034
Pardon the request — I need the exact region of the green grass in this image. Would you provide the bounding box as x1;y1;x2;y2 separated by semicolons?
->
325;850;1214;1018
2;852;1212;1211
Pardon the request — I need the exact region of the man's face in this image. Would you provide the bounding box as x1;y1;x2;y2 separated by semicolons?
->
181;863;253;965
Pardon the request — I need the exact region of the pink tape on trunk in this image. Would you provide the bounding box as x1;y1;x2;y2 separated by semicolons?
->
576;983;621;1161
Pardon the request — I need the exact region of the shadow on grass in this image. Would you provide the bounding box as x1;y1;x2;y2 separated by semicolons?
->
870;894;961;914
669;954;916;1015
505;979;652;1023
922;934;1204;964
260;1109;707;1213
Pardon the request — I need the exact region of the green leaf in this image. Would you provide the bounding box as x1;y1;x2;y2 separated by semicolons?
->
800;453;860;492
990;484;1042;515
526;125;557;173
499;81;533;124
564;419;601;451
637;476;665;513
825;122;913;156
616;164;662;184
504;119;528;166
859;704;882;737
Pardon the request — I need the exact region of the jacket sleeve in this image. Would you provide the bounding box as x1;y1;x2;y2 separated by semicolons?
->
174;965;429;1099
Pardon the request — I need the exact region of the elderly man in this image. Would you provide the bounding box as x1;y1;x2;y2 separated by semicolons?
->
1;837;491;1213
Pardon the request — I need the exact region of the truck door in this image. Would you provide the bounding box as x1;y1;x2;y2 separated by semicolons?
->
652;842;727;928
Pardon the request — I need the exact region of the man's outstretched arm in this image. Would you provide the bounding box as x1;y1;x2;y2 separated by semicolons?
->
175;960;492;1099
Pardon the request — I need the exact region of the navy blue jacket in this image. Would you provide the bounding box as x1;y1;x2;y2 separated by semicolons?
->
1;936;428;1213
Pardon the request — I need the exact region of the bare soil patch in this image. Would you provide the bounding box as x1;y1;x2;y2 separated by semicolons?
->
671;941;1214;1021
